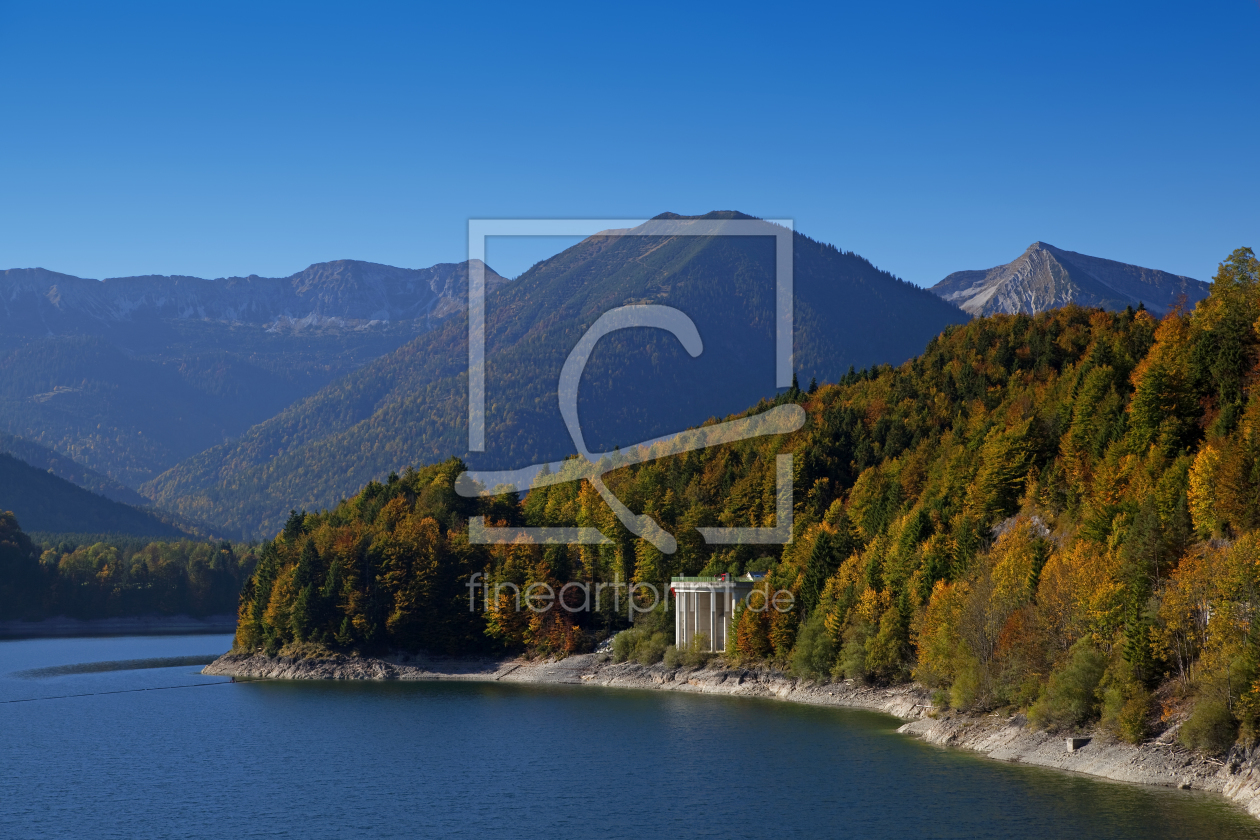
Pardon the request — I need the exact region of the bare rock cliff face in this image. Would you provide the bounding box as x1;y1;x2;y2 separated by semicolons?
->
931;242;1208;317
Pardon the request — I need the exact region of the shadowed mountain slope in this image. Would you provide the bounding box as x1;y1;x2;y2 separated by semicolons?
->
0;453;186;537
0;432;149;505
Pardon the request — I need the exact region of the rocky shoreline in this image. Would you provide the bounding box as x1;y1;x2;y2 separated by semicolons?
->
205;650;1260;821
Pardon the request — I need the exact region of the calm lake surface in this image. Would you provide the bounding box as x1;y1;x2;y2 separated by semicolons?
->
3;635;1259;839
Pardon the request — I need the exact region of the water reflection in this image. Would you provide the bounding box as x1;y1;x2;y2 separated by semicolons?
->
13;655;220;679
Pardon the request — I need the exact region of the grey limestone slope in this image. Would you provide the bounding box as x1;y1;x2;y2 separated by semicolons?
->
932;242;1208;317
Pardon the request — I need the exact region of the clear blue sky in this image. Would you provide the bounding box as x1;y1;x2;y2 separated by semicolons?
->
1;1;1256;285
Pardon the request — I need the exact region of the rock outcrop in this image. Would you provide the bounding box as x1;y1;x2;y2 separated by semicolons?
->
931;242;1208;317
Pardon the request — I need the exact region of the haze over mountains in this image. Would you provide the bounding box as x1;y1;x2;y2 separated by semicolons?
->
142;213;970;538
0;260;504;486
930;241;1209;316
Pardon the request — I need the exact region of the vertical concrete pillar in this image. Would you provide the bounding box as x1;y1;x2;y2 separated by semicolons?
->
681;590;688;648
683;590;691;649
709;588;716;651
675;589;681;646
715;587;722;651
690;590;697;649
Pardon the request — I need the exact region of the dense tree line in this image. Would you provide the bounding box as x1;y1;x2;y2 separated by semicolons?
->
0;512;256;620
235;248;1260;753
234;467;491;655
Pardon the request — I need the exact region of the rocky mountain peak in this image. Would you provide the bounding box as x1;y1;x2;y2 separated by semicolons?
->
930;243;1208;317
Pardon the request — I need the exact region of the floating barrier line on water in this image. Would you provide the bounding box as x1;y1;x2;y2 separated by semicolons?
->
2;680;236;704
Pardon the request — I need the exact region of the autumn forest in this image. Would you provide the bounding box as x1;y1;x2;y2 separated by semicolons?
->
8;247;1260;755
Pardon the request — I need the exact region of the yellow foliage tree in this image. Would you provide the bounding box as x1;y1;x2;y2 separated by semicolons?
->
1188;444;1222;538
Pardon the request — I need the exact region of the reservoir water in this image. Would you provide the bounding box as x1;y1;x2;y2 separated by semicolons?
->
3;635;1259;839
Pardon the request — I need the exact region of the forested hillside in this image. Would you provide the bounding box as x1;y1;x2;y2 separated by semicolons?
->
0;321;429;488
0;431;148;505
232;246;1260;754
0;513;256;621
0;453;187;537
146;213;969;538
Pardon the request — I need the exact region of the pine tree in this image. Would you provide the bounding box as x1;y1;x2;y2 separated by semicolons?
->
291;584;315;643
800;531;837;616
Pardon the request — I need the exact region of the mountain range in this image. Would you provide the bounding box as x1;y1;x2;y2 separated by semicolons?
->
930;241;1209;316
6;216;1201;541
0;260;507;339
141;212;970;537
0;260;505;486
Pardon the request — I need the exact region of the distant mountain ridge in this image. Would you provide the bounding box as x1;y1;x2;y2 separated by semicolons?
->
930;242;1209;316
0;259;506;488
144;211;971;538
0;259;507;337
